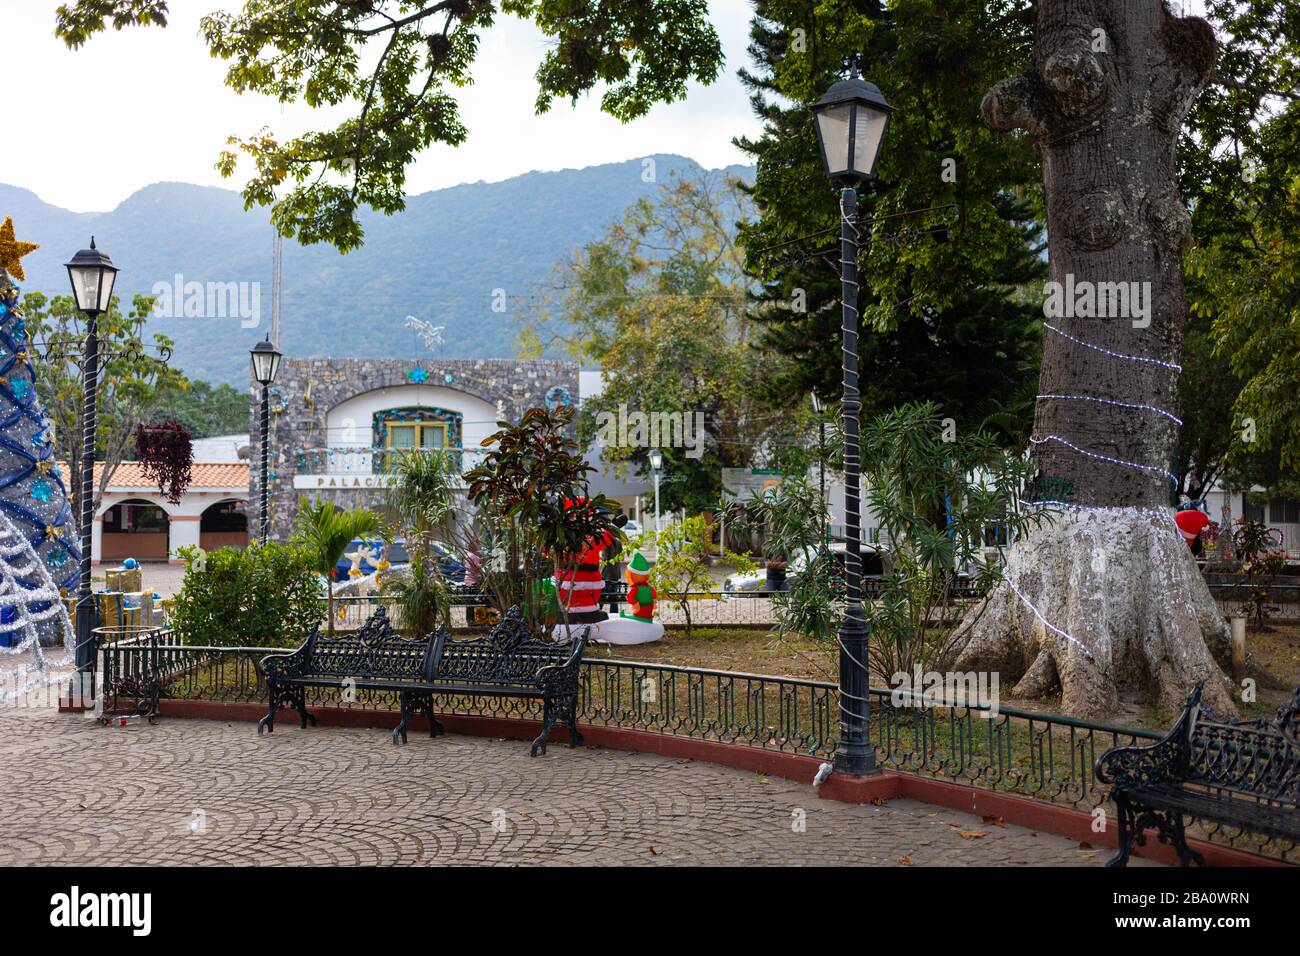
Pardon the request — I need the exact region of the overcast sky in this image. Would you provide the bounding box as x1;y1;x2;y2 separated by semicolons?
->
4;0;763;213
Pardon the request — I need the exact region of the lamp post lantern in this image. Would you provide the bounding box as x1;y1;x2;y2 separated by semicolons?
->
250;336;282;544
649;448;663;533
64;238;119;676
812;64;893;776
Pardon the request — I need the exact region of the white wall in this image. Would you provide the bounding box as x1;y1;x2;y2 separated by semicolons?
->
94;489;248;564
325;383;500;457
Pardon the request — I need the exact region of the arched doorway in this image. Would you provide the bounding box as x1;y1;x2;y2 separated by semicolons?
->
102;499;170;561
200;499;250;551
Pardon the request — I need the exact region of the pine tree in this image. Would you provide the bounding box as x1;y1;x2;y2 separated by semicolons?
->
735;0;1045;442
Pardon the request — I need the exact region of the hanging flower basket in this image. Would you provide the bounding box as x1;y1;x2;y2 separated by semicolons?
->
134;420;194;504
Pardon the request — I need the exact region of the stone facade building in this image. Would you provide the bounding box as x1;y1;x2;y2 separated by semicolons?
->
250;357;579;542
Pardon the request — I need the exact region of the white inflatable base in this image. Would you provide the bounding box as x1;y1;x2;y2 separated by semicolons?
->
553;617;664;645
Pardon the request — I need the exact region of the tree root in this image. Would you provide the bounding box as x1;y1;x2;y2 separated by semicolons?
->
938;507;1235;719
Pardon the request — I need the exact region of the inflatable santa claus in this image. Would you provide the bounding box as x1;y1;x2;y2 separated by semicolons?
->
551;497;619;626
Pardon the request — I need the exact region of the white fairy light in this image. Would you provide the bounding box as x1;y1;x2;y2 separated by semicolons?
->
1029;434;1177;482
1004;575;1095;660
1037;394;1182;426
0;510;74;703
1043;322;1181;371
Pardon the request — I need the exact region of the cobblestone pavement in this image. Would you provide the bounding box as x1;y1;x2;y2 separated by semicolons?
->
0;707;1155;866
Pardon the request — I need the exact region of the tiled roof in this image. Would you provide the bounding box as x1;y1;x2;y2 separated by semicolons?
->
86;461;250;491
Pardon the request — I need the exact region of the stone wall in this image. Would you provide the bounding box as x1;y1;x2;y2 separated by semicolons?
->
249;357;578;541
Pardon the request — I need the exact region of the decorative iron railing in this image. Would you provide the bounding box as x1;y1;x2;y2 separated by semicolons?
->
92;637;1292;860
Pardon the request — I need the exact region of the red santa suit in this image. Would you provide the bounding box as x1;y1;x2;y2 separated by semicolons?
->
553;498;614;624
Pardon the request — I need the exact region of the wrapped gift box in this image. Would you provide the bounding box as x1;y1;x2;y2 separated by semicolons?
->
96;591;154;631
105;567;144;593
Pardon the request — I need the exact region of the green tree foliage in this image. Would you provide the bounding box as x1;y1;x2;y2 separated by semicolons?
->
865;403;1041;680
736;0;1044;442
520;171;796;512
170;542;323;647
634;514;753;638
149;380;250;440
1180;0;1300;497
292;496;381;632
21;291;182;516
56;0;723;251
465;405;622;635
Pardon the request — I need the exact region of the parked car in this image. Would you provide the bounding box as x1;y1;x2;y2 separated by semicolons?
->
722;542;888;594
333;539;466;584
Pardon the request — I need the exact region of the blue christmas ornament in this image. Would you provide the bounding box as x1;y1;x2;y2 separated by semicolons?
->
29;478;52;502
406;368;429;383
10;378;29;400
122;557;139;570
48;547;68;569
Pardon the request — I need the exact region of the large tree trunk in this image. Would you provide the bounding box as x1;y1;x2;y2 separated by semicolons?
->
940;0;1234;718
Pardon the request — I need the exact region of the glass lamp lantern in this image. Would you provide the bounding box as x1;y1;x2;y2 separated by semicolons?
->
812;73;894;185
64;238;119;316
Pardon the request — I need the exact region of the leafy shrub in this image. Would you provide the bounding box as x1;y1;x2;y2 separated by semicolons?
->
170;543;323;647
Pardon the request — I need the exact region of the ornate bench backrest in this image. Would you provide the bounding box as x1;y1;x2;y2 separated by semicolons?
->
304;607;444;681
1187;712;1300;807
434;606;582;688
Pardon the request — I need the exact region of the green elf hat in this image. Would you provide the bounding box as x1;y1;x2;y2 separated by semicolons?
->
628;551;651;574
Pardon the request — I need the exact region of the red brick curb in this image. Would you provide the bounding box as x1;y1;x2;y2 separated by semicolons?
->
87;698;1288;868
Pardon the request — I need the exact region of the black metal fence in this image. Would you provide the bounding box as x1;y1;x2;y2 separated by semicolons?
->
323;580;987;632
91;635;1292;860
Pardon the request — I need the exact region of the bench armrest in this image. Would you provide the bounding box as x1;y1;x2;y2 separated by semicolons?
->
1095;736;1187;790
260;626;318;680
534;627;589;696
1095;683;1203;790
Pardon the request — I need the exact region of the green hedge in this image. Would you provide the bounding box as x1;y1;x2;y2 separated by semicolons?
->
170;543;324;647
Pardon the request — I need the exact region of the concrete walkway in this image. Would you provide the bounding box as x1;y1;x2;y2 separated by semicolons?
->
0;707;1154;866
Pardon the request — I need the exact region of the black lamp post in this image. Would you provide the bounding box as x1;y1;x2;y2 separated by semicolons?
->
250;336;282;544
64;238;119;676
811;393;827;547
648;448;663;533
812;64;893;776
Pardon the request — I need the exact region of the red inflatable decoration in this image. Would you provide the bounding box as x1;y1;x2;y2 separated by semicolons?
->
552;497;616;624
1174;509;1210;542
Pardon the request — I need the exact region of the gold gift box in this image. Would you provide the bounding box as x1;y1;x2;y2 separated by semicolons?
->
105;567;143;593
96;591;154;631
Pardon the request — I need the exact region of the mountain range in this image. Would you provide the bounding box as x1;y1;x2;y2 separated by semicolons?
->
2;155;752;385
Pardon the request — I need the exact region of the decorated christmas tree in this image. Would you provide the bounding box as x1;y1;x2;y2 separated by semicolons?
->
0;216;78;696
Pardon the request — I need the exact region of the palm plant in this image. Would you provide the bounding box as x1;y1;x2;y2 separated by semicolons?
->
293;496;380;633
382;449;458;636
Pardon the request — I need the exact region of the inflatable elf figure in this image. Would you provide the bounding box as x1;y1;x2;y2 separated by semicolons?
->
621;551;656;622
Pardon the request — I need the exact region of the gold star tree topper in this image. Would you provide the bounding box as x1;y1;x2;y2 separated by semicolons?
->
0;217;40;282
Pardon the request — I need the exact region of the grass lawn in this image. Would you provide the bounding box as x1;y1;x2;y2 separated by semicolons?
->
591;620;1300;733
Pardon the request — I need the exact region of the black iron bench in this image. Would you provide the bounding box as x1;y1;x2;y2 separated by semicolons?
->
258;606;444;736
1095;682;1299;866
393;607;589;756
258;606;588;756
